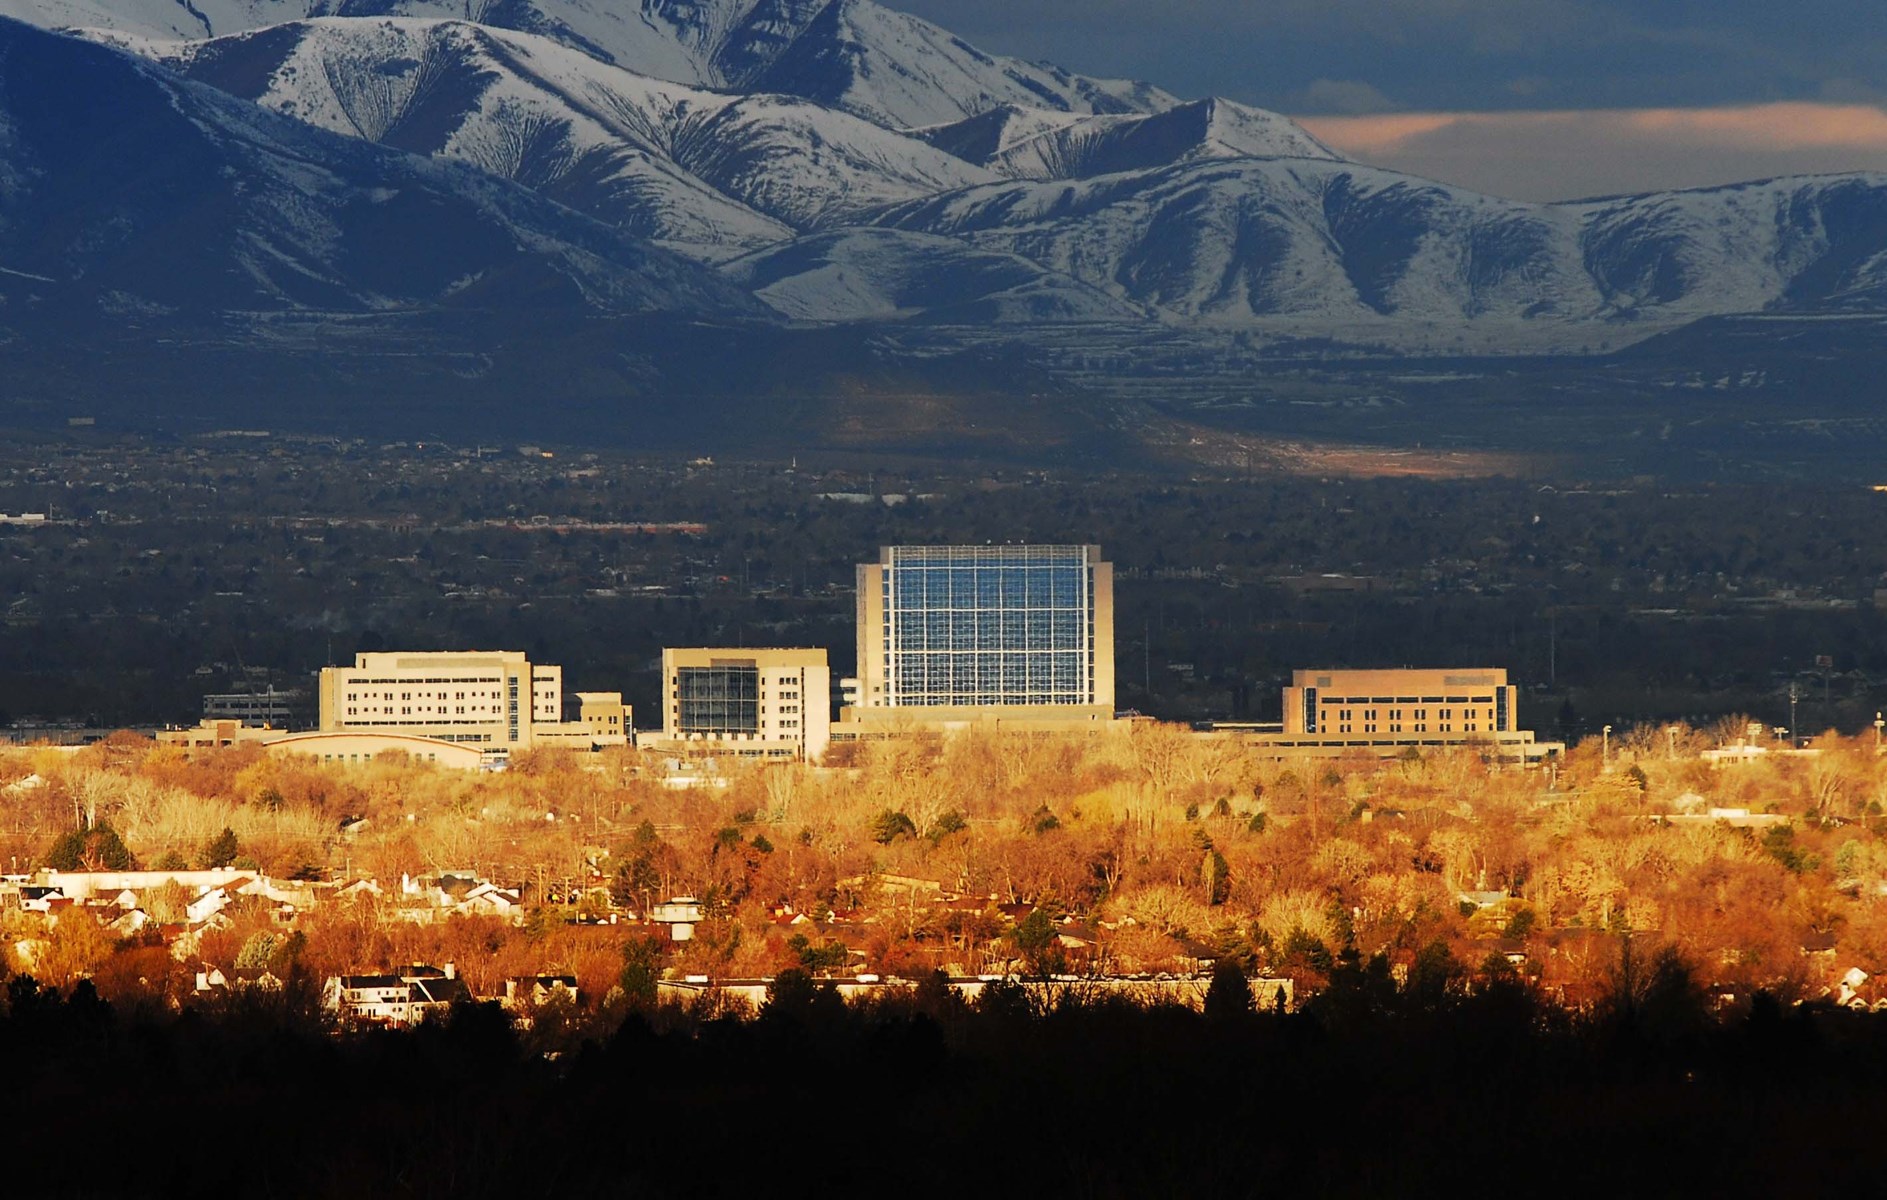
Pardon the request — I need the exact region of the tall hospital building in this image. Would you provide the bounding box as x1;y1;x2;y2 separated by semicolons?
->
840;544;1116;735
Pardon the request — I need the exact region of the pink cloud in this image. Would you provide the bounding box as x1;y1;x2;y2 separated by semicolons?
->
1297;103;1887;200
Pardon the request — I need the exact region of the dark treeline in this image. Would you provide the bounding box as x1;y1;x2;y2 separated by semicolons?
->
3;952;1882;1196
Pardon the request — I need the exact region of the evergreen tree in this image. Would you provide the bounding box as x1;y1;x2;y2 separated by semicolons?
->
202;827;239;869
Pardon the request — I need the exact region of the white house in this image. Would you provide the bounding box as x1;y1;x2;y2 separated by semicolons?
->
650;897;705;941
323;964;472;1027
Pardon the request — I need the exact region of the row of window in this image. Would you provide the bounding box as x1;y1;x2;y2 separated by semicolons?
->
339;718;501;729
345;676;505;685
348;690;503;702
1335;723;1480;735
1327;707;1487;723
1318;694;1498;705
347;706;500;717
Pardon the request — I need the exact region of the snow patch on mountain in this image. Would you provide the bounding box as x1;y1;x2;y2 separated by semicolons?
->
730;0;1176;129
872;159;1887;340
139;17;996;256
13;0;1179;128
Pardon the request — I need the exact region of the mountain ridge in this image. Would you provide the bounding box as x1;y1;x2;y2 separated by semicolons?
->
0;17;762;316
8;0;1179;127
124;17;1001;256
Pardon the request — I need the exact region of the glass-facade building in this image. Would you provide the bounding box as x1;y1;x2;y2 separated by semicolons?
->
674;663;760;734
661;648;832;761
854;545;1114;713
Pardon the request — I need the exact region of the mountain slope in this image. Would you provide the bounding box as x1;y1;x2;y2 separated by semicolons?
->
868;159;1887;340
0;16;759;316
6;0;1178;128
129;17;995;255
720;228;1144;322
916;99;1339;180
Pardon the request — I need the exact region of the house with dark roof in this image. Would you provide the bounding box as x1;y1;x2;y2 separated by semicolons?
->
322;963;471;1026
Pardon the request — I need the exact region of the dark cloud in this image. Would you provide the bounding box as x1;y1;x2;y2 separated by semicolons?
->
889;1;1887;113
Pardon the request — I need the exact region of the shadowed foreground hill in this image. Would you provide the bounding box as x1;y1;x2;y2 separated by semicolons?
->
1;962;1881;1197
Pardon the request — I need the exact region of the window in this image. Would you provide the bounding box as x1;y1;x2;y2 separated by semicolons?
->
677;663;760;734
881;546;1095;707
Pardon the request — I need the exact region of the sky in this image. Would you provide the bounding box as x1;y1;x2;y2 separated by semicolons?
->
891;0;1887;200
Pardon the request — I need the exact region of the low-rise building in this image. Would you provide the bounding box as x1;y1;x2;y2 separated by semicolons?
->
1229;668;1561;764
202;688;303;728
317;650;563;750
265;730;492;771
317;651;628;757
157;723;495;769
531;691;632;750
650;648;830;762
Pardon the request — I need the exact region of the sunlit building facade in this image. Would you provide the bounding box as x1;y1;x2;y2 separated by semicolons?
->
841;545;1116;735
1230;667;1559;763
316;651;628;753
655;648;830;761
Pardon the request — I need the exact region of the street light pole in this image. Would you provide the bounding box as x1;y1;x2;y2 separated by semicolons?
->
1602;723;1613;773
1874;712;1883;754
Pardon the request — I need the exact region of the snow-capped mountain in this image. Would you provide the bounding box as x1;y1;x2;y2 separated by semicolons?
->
915;99;1340;181
7;0;1177;128
6;0;1887;360
862;159;1887;339
0;17;756;315
125;17;996;256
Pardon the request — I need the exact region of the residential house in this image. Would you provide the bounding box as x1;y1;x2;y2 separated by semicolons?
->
456;882;524;919
195;966;285;994
323;964;472;1027
502;976;579;1011
650;897;705;941
20;886;67;913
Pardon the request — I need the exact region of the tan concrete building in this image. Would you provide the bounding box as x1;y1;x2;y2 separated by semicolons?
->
651;648;830;762
1237;668;1560;763
266;731;489;771
158;719;279;750
532;692;631;750
841;544;1117;737
177;662;627;764
318;651;627;753
319;651;559;749
157;721;494;769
